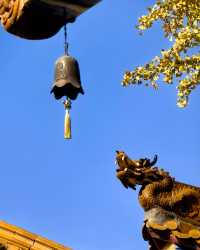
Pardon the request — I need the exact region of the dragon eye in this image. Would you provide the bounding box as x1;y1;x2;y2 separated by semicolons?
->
180;205;189;214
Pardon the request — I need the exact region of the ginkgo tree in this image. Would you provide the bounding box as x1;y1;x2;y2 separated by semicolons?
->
123;0;200;107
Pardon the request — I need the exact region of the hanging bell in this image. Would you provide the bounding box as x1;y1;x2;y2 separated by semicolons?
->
51;55;84;100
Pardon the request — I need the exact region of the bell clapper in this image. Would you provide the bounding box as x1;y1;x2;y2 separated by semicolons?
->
63;98;72;139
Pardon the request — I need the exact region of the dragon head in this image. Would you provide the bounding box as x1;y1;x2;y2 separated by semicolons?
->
115;151;161;190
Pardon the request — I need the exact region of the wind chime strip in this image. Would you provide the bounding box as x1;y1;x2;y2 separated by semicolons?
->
64;109;72;139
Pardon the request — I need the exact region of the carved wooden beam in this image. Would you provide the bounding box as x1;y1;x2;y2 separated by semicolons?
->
0;0;101;39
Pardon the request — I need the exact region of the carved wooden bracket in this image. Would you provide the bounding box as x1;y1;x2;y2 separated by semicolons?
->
0;0;101;39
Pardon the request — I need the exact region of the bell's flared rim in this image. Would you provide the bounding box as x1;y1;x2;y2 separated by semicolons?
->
52;79;82;89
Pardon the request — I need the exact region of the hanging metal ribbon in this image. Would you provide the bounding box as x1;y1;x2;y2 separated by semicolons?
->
63;98;72;139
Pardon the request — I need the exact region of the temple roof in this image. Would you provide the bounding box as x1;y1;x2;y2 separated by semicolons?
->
0;220;71;250
0;0;101;39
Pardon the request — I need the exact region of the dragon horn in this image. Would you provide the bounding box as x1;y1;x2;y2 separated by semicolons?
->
149;155;158;166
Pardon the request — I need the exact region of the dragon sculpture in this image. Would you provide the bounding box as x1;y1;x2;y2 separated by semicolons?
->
116;151;200;250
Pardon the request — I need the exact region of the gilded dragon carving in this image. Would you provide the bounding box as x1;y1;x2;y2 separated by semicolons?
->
116;151;200;250
0;0;20;30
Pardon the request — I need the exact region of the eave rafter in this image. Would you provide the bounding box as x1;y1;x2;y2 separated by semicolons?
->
0;0;101;39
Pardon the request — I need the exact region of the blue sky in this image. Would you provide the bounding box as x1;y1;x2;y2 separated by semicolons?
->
0;1;199;250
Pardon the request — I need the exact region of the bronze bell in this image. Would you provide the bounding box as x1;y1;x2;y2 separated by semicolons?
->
51;55;84;100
